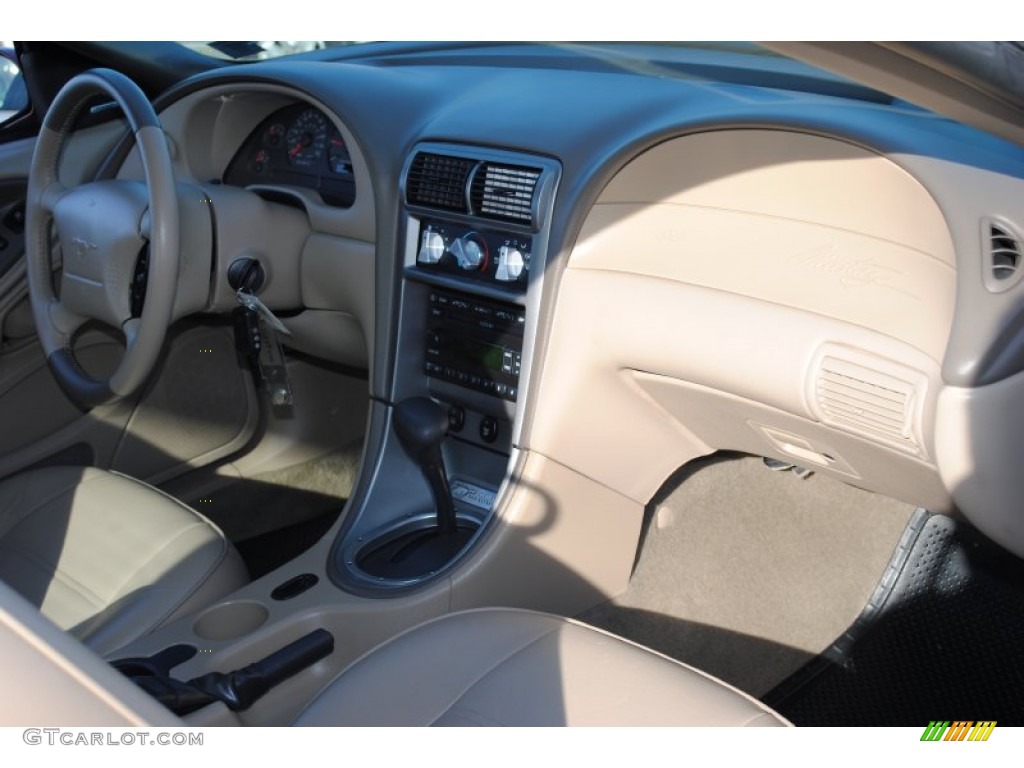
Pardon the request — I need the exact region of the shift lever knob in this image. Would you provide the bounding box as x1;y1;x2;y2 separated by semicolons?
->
394;397;449;463
393;397;457;534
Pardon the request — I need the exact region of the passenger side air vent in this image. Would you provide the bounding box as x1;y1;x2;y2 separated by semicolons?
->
406;152;475;214
983;218;1024;292
812;354;924;456
469;162;542;224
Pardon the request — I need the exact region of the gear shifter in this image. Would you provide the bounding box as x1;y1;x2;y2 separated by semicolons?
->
355;397;479;580
393;397;457;534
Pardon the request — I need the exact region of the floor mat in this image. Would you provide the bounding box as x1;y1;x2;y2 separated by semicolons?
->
578;454;914;697
185;443;362;578
766;509;1024;726
194;443;362;543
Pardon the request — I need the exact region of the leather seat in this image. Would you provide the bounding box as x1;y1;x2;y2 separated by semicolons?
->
0;466;247;656
294;607;790;726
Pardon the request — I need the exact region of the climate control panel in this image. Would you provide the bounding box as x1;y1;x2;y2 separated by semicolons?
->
415;218;532;290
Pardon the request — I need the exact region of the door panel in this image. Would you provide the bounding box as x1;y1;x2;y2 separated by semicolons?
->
0;140;31;355
0;323;260;484
0;135;32;180
0;330;133;479
0;180;26;277
0;330;122;459
0;137;127;479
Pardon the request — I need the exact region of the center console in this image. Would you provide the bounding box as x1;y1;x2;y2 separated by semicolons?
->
330;143;561;592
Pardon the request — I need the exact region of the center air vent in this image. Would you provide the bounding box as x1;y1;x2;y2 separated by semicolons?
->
406;153;475;214
405;150;544;226
469;162;542;224
983;218;1024;292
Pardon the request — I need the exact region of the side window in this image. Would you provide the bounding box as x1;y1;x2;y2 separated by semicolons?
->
0;44;27;126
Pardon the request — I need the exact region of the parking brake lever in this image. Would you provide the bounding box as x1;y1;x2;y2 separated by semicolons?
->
188;629;334;712
120;629;335;716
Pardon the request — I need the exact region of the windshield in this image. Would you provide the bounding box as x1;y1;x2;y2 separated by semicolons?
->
179;41;362;61
176;41;890;105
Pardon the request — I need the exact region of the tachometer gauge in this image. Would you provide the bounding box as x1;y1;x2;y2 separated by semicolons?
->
285;109;329;168
328;132;352;175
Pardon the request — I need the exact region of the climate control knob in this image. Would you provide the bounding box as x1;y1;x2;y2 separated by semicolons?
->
418;227;445;265
450;235;487;271
496;246;526;282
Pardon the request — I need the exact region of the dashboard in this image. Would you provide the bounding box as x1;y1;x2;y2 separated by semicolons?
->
114;43;1024;569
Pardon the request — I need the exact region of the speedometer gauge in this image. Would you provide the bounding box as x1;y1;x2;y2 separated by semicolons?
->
285;109;329;168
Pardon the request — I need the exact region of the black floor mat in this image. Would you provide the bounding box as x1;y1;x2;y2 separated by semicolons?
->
236;505;341;579
765;509;1024;726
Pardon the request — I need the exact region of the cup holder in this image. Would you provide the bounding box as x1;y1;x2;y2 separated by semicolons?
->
193;600;269;641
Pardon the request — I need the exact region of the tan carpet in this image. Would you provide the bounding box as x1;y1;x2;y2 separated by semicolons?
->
188;442;363;542
578;454;915;697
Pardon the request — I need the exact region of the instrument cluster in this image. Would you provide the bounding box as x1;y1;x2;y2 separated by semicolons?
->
223;104;356;208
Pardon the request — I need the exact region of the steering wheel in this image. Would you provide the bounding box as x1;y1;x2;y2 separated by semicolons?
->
25;68;179;407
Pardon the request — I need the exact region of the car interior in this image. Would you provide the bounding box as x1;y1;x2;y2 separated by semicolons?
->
0;40;1023;728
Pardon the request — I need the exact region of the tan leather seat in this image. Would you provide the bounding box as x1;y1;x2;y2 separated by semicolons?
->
295;607;790;726
0;466;247;656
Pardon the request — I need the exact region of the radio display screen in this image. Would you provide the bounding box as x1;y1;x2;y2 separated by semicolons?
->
450;337;505;374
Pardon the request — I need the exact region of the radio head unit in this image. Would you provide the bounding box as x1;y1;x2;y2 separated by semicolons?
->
424;288;524;402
